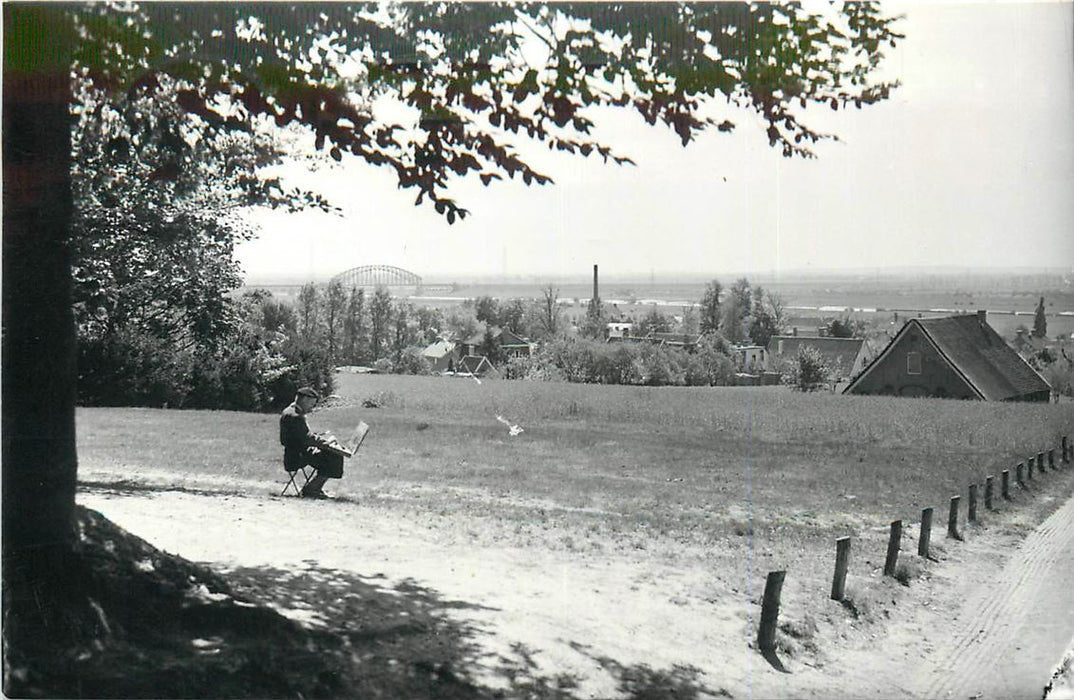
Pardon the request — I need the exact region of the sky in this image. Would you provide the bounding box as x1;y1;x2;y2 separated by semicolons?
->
235;2;1074;284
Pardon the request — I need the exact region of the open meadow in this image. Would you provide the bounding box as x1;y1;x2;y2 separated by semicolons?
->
76;373;1074;697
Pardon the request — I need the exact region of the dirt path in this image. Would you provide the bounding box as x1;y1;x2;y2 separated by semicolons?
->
77;475;1074;699
914;490;1074;699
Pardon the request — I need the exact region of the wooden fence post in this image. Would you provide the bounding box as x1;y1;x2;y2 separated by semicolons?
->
948;496;961;539
1001;470;1010;500
968;484;978;523
884;520;902;577
919;507;933;558
758;570;786;652
831;537;851;601
1037;452;1045;476
985;476;994;510
1049;449;1056;470
1025;459;1032;483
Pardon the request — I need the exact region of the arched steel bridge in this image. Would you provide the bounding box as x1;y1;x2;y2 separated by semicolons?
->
331;265;422;289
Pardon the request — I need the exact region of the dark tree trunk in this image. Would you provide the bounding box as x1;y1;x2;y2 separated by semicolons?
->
3;2;80;653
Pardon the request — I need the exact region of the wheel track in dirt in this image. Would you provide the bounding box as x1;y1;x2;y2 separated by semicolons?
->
920;488;1074;698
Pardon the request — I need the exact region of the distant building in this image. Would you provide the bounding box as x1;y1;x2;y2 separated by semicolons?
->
606;322;634;339
650;332;704;350
421;340;456;373
732;345;768;373
458;327;536;360
614;330;704;350
766;336;869;382
843;311;1051;401
457;355;499;379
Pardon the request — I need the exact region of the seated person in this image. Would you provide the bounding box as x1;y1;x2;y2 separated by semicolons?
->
279;387;343;498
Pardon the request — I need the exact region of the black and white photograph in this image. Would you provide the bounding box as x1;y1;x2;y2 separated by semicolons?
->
3;2;1074;698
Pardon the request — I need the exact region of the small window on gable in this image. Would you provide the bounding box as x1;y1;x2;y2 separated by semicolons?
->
907;351;922;375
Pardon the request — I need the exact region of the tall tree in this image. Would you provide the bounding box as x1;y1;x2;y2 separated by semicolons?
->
699;279;723;335
474;296;501;327
342;286;366;363
720;278;753;344
369;287;394;361
415;305;444;345
748;287;785;347
323;280;347;363
1033;296;1048;339
637;307;672;337
500;299;527;335
580;297;606;340
391;301;415;359
2;2;902;680
533;284;563;340
296;283;321;340
680;305;700;337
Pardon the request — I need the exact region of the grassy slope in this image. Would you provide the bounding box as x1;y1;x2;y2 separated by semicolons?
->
78;374;1074;606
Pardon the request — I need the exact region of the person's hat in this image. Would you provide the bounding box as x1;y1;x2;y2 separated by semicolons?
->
296;387;320;400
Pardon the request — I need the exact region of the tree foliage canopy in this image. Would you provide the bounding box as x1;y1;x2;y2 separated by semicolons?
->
14;2;902;226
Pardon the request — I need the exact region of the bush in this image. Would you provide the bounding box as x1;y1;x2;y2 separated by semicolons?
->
893;559;924;586
1041;355;1073;398
392;348;432;376
77;327;335;412
839;585;878;621
787;345;831;391
637;344;685;386
684;338;735;386
524;336;736;387
77;330;193;408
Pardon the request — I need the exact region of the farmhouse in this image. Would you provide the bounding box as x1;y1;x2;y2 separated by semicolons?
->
843;311;1052;401
421;340;456;373
766;336;869;381
457;327;536;360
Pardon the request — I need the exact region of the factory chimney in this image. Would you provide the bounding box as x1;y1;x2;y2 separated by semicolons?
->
593;264;599;306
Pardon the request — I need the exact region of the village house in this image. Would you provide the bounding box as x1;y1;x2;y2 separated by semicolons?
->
766;336;870;382
420;340;456;373
457;327;537;360
732;345;768;373
843;311;1052;401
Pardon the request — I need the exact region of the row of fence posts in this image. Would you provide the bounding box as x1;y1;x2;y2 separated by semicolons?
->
757;435;1071;655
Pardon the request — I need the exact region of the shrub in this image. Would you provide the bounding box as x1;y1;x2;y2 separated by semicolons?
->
787;345;831;391
893;559;923;586
684;339;735;386
393;348;432;375
78;323;336;412
503;354;535;380
637;344;685;386
839;585;878;621
777;614;819;656
77;329;193;408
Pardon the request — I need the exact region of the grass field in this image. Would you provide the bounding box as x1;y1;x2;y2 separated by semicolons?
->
77;374;1074;626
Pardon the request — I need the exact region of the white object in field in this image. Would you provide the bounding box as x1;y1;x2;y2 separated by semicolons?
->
495;415;524;436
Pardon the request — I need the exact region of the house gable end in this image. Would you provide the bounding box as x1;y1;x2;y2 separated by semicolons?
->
844;320;982;398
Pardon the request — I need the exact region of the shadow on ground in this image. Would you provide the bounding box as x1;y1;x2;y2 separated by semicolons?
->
226;563;733;699
4;507;732;699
